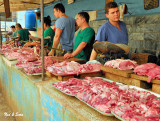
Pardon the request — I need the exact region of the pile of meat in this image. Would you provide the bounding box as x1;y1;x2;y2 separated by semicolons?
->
17;56;55;75
47;61;101;75
24;66;42;75
0;44;57;75
16;61;41;68
52;77;160;120
0;44;12;54
104;59;137;70
134;63;160;82
5;52;20;60
112;98;160;121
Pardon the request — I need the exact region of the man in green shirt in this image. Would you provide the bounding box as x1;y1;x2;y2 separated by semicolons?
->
10;25;17;37
15;23;30;46
64;12;95;61
24;16;55;51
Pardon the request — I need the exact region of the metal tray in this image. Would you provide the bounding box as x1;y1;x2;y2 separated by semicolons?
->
76;96;113;116
94;77;122;85
111;111;125;121
52;72;77;76
28;73;42;76
52;70;100;77
24;71;42;76
129;85;160;97
7;58;17;61
15;65;23;70
52;83;76;96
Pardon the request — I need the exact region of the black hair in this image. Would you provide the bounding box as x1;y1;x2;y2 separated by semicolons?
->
11;25;15;28
44;15;51;26
105;2;118;14
78;12;90;23
54;3;65;13
15;23;22;28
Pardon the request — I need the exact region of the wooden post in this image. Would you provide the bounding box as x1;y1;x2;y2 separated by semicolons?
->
41;0;45;81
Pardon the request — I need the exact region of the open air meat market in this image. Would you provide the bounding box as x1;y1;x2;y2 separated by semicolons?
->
1;0;160;121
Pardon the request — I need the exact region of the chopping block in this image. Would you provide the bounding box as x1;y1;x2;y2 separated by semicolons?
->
101;66;134;85
131;74;160;94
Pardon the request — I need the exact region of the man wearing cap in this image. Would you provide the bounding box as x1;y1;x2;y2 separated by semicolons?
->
90;2;128;61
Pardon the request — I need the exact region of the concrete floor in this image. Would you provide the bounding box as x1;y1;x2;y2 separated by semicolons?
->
0;93;16;121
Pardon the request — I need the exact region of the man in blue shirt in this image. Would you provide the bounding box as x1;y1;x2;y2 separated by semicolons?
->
48;3;75;56
90;2;128;61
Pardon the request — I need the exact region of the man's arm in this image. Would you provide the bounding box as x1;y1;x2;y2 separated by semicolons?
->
64;42;87;59
89;41;100;61
48;28;62;56
29;35;40;41
15;33;20;41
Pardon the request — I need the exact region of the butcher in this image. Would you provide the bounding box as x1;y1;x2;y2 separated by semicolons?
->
48;3;76;56
64;12;95;61
15;23;31;46
24;15;55;52
89;2;128;63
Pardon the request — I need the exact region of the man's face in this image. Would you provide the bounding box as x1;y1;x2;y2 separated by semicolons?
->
15;26;19;31
54;8;59;18
11;28;15;32
106;7;120;22
44;23;47;30
76;15;84;27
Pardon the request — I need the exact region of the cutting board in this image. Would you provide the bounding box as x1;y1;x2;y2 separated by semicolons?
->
131;74;160;85
50;56;85;64
101;66;133;78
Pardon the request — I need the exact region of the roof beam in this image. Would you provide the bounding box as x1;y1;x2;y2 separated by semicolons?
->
3;0;10;18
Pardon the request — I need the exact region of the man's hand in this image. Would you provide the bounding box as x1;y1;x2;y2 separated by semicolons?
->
24;42;32;47
48;50;55;56
64;53;73;59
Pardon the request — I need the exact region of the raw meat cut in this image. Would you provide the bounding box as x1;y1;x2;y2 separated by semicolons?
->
104;59;137;70
112;98;160;121
134;63;157;76
146;66;160;82
134;63;160;82
47;61;101;75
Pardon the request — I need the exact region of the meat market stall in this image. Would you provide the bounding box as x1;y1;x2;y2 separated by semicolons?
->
1;44;160;121
0;53;120;121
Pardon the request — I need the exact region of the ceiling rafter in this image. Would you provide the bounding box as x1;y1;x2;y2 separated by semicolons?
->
0;0;55;12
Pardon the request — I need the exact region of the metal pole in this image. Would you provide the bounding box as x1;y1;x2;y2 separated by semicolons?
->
0;13;2;49
41;0;45;80
5;17;6;32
